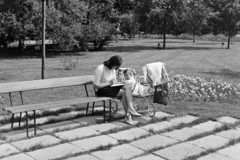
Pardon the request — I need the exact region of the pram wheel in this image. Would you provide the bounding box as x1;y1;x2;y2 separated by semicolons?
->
111;101;118;114
148;103;156;117
132;99;139;111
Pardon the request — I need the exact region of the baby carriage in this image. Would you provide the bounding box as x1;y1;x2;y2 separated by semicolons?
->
111;62;170;117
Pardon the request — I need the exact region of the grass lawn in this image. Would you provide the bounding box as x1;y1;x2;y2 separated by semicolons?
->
0;38;240;118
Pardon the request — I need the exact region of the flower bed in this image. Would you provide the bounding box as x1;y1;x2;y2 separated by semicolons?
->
169;74;240;103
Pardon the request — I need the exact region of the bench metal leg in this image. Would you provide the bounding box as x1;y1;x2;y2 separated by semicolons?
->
103;101;106;123
92;102;95;115
19;91;24;127
25;111;29;137
86;103;89;115
109;100;112;121
9;93;13;106
34;111;36;136
19;112;22;127
11;114;14;129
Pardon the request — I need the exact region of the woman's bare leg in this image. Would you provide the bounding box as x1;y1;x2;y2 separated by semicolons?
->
117;89;128;116
117;87;138;115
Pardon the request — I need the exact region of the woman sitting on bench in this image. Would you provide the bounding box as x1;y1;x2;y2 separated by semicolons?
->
93;55;141;125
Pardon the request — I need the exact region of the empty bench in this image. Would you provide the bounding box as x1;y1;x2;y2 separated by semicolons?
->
0;75;113;137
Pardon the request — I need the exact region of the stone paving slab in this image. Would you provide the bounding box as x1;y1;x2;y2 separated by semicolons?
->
28;116;57;125
88;123;122;132
141;121;175;132
154;111;173;119
217;143;240;160
92;144;144;160
1;115;56;128
11;135;61;151
73;116;103;125
4;128;46;141
55;126;100;140
38;120;81;133
111;121;129;127
70;135;118;151
109;128;149;141
215;127;240;139
197;153;237;160
162;127;200;141
169;115;199;125
0;153;35;160
0;143;20;157
0;123;19;130
132;115;152;124
192;121;223;133
58;111;82;119
188;135;230;150
216;116;239;124
132;154;165;160
154;142;206;160
118;115;152;125
130;134;179;151
27;143;83;160
65;154;100;160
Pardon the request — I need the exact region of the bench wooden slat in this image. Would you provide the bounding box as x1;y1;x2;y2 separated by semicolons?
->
3;97;111;114
2;96;94;110
0;75;94;94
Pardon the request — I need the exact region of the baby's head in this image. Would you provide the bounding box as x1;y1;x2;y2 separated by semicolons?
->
123;69;134;80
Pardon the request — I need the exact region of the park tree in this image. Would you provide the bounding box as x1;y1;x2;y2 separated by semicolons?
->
183;0;212;43
46;0;87;51
119;13;140;39
46;0;116;51
114;0;135;15
0;12;18;48
207;0;240;49
134;0;153;36
0;0;41;53
149;0;188;49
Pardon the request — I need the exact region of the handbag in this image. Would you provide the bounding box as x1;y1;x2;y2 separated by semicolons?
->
153;82;168;105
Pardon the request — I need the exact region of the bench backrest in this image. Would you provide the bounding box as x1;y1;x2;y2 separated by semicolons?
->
0;75;94;94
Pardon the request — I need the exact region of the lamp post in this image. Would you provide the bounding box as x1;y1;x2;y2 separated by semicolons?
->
41;0;46;79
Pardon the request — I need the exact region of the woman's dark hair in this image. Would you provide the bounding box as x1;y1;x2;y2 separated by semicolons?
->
103;55;122;69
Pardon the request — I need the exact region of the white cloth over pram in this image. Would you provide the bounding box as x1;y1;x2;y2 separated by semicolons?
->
142;62;170;86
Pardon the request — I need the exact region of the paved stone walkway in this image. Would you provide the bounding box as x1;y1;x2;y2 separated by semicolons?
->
0;110;240;160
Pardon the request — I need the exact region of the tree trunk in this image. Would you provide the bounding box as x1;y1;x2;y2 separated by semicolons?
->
18;36;25;55
162;16;166;49
227;28;231;49
193;31;195;43
42;0;46;79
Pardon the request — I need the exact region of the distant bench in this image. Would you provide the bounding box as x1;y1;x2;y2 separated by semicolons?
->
0;75;113;137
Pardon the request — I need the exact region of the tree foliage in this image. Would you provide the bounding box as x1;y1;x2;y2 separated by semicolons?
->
1;0;240;54
119;13;140;39
207;0;240;48
183;0;213;43
149;0;189;49
133;0;153;35
0;0;41;52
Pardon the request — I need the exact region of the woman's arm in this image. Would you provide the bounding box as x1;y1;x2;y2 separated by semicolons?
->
93;81;111;89
93;65;116;89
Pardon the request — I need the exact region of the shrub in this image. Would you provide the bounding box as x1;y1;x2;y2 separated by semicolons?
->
60;54;79;70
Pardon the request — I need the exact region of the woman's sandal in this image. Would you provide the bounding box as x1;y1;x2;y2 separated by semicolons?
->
125;113;134;125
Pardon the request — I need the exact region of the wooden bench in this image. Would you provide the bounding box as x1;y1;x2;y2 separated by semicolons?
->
0;75;113;137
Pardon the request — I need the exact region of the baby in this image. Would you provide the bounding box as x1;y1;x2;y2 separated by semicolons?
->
123;69;150;96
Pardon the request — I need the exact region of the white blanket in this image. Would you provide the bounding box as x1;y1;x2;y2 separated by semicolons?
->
142;62;170;86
